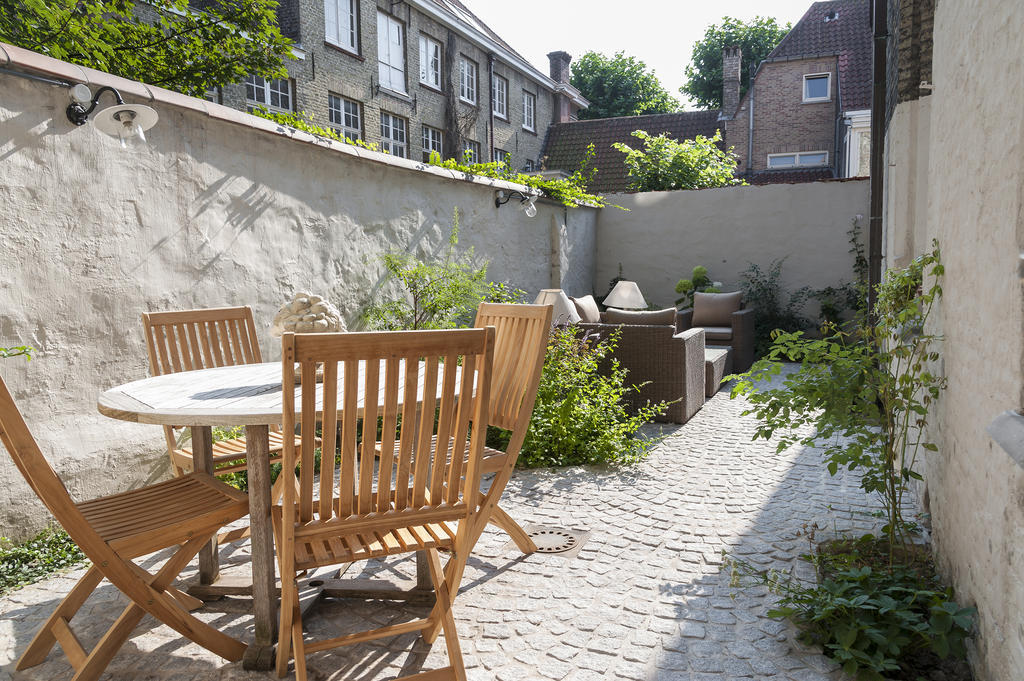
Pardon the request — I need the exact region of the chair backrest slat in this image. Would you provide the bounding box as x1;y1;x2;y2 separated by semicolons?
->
280;329;493;535
474;303;552;432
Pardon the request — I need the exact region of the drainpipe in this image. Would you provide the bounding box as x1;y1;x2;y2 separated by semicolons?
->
868;0;888;314
487;53;496;162
746;64;755;176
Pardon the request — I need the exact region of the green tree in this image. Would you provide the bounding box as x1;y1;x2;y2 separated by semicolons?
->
613;130;743;192
570;51;679;120
1;0;292;96
682;16;790;110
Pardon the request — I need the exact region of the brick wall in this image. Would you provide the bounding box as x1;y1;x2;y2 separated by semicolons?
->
217;0;555;171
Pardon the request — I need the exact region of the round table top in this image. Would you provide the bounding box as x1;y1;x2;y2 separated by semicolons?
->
97;360;437;427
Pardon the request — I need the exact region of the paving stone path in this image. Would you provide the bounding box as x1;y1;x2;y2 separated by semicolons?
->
1;372;885;680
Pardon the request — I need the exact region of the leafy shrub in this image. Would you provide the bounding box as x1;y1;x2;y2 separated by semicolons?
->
514;328;668;468
739;258;813;356
1;527;85;594
729;537;974;680
484;281;528;305
675;265;721;308
613;130;744;192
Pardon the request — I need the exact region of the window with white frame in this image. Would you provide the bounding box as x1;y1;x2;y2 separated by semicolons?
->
802;73;831;102
422;124;443;161
377;12;405;93
492;148;510;166
461;139;480;163
459;57;477;104
418;35;441;89
522;90;536;131
245;75;292;113
524;158;535;172
492;74;508;119
380;112;407;157
325;0;358;53
328;94;362;141
767;151;829;168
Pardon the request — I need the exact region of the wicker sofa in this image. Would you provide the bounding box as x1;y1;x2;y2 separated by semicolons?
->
576;307;706;424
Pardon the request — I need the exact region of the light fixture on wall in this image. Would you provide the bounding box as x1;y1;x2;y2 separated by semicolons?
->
66;84;159;148
495;189;538;218
603;280;647;310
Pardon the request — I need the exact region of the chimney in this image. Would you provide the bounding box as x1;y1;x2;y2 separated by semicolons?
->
722;46;742;116
547;50;572;84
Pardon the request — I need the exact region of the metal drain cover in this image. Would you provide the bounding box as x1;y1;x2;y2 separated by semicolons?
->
529;528;578;553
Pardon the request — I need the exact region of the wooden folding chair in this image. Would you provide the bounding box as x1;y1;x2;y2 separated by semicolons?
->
274;328;494;681
142;306;296;480
0;375;250;681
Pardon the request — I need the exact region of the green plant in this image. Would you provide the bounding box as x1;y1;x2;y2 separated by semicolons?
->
2;0;292;96
1;346;33;360
812;216;870;327
613;130;744;192
732;243;945;561
515;328;669;468
484;281;528;305
362;208;489;331
739;258;813;356
1;527;85;595
675;265;721;308
727;544;974;680
683;16;791;109
570;51;680;119
253;109;381;152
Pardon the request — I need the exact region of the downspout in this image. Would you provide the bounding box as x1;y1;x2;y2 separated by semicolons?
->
487;53;496;162
834;57;843;177
868;0;888;313
746;64;755;176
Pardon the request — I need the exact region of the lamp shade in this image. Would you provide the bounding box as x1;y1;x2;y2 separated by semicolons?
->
603;280;647;310
533;289;581;324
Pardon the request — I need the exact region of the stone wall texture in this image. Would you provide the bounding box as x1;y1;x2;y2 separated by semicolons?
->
0;65;595;539
594;181;869;311
883;1;1024;679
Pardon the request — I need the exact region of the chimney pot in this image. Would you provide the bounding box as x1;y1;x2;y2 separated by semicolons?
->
547;51;572;84
721;46;742;117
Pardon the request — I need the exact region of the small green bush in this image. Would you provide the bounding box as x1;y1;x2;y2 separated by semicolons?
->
675;265;721;308
613;130;744;192
515;328;668;468
1;527;86;594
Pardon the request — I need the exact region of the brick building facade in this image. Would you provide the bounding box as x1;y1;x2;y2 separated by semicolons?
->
721;0;873;183
212;0;587;171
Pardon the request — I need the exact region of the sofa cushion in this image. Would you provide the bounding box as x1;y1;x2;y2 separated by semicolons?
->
570;295;602;323
604;307;677;326
692;291;742;327
701;326;733;341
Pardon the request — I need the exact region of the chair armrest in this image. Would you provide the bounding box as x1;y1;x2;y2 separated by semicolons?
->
676;308;694;333
730;307;756;372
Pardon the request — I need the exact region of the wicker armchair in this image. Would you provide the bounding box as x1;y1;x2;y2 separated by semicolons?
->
578;313;706;424
676;296;755;373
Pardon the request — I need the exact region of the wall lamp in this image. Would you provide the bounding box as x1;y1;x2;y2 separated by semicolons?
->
495;189;538;218
66;84;159;148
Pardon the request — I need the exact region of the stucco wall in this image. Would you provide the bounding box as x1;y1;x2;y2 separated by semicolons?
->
594;181;869;310
883;2;1024;679
0;60;595;539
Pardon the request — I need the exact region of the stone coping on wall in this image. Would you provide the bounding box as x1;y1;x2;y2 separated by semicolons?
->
0;41;539;198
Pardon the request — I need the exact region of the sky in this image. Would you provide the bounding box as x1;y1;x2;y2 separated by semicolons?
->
466;0;818;109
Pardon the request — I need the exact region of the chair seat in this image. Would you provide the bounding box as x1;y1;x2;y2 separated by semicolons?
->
176;430;302;473
700;325;733;341
76;473;250;557
273;511;457;571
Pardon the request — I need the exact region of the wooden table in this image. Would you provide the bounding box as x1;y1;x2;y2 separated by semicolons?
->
97;360;442;670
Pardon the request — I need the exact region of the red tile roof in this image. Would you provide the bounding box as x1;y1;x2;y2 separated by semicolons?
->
541;111;724;194
766;0;873;111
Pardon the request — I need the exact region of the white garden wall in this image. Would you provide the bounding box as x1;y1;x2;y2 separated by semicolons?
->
0;46;596;538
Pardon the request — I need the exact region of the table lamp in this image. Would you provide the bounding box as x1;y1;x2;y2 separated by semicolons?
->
534;289;581;324
603;280;647;310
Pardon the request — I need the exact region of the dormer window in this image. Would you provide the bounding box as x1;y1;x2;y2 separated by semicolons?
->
803;73;831;102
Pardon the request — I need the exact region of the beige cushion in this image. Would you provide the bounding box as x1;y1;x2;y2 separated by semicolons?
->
604;307;677;326
570;295;602;323
701;326;733;341
692;291;742;327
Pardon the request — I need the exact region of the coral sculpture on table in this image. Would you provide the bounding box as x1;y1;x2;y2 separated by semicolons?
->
270;293;345;337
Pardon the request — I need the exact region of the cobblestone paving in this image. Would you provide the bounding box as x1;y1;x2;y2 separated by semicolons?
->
1;371;884;680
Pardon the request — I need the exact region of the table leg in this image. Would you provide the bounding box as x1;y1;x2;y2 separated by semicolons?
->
192;427;219;585
242;425;276;671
